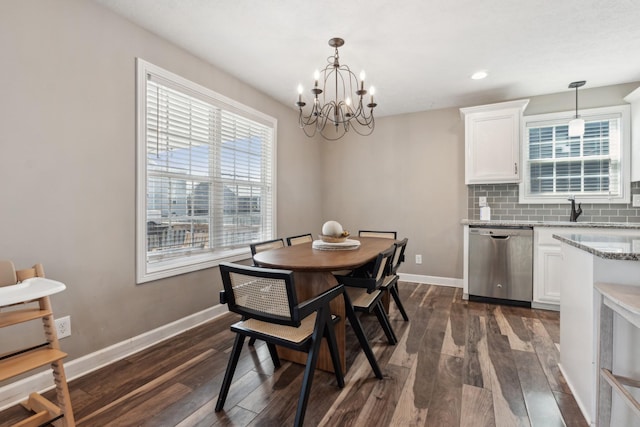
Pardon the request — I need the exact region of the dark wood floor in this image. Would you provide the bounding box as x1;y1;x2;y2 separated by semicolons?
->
1;282;588;427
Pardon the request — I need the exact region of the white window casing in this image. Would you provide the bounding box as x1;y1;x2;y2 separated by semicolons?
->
519;105;630;204
136;59;277;283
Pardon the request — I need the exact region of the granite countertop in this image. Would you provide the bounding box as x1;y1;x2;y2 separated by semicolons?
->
462;219;640;229
552;233;640;261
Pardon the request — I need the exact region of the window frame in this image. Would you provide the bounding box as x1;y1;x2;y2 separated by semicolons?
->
519;105;631;204
136;59;277;283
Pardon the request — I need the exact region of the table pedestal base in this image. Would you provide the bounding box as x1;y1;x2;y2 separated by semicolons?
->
277;271;345;373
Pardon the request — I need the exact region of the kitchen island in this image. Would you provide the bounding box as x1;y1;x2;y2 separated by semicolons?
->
553;232;640;427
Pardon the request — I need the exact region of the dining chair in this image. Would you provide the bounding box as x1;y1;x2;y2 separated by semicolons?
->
286;233;313;246
250;238;285;266
358;230;397;239
334;246;398;345
216;262;382;427
248;238;285;346
381;238;409;321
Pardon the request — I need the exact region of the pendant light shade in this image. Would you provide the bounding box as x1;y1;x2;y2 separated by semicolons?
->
568;117;585;137
568;80;586;137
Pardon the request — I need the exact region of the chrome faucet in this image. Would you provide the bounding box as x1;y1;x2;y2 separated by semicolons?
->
568;196;582;222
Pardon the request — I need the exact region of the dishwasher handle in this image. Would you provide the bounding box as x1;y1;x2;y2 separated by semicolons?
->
490;235;510;240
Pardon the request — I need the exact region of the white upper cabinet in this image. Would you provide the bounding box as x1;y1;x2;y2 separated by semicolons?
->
624;86;640;182
460;99;529;184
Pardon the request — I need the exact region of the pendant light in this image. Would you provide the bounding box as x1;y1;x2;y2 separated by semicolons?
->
568;80;586;137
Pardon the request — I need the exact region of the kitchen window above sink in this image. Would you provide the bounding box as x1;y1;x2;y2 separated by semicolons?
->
519;105;631;204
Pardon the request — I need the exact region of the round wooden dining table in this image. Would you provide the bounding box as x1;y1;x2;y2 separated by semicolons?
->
252;236;396;373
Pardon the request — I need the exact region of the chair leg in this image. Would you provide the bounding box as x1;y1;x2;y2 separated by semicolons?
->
294;311;325;427
390;284;409;321
248;337;257;346
323;313;345;388
343;292;383;379
215;334;246;412
266;342;281;368
374;301;397;345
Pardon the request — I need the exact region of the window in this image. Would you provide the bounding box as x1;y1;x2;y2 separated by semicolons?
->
136;59;277;283
519;105;630;204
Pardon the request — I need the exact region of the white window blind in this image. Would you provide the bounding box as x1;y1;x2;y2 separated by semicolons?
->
137;59;276;283
520;105;630;204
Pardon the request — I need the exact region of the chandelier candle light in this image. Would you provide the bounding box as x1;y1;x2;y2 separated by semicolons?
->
296;37;377;140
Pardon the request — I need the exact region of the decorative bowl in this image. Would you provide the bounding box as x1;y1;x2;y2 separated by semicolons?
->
319;233;350;243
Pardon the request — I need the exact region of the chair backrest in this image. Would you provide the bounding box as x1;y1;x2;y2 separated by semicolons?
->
286;233;313;246
389;238;408;275
372;246;396;283
358;230;397;239
219;262;300;326
250;238;285;256
0;260;17;287
1;261;46;287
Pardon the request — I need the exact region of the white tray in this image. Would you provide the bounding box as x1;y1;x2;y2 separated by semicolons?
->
312;239;361;251
0;277;66;306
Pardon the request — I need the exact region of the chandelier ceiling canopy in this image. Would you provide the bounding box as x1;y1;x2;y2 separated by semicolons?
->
296;38;377;141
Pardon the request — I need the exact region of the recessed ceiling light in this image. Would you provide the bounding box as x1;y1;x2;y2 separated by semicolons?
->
471;71;488;80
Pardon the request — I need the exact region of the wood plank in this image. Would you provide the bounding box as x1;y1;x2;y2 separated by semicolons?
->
104;382;191;427
412;290;453;410
492;305;534;352
460;384;495;427
535;309;561;344
210;406;258;427
552;391;589;427
441;302;466;358
425;353;463;427
463;315;492;390
512;349;565;427
76;349;213;425
0;348;66;382
486;331;531;427
0;308;51;328
388;285;433;368
388;357;429;426
353;363;410;426
522;317;571;394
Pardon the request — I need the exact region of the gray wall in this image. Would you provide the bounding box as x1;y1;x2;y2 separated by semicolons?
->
322;108;468;279
0;0;323;360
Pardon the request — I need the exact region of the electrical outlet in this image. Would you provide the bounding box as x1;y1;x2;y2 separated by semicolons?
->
415;254;422;264
633;194;640;208
55;316;71;339
479;196;487;207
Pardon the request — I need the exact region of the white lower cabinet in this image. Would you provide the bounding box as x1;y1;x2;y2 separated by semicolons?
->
534;244;563;306
533;226;640;310
533;227;567;309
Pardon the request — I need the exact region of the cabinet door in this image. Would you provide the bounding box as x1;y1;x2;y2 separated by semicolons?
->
465;111;520;184
534;244;563;305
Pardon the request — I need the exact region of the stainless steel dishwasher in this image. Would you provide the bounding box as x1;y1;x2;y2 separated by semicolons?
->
468;226;533;306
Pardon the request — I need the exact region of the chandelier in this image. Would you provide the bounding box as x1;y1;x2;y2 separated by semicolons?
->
296;38;377;141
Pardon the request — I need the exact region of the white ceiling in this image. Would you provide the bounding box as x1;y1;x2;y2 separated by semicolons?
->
94;0;640;117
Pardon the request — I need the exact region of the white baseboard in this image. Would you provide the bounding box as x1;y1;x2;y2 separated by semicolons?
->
558;363;594;426
0;304;228;411
399;273;463;288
